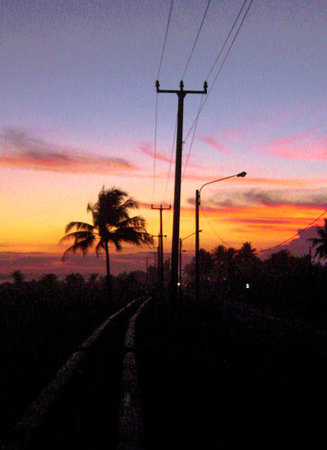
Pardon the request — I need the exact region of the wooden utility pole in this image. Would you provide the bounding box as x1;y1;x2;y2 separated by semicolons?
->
195;189;200;302
156;80;207;301
145;257;149;286
151;204;171;285
152;233;166;283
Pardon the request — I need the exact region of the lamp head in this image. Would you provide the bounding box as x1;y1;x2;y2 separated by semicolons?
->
237;171;247;178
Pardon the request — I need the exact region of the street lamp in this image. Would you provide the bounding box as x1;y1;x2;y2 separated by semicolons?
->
195;171;247;301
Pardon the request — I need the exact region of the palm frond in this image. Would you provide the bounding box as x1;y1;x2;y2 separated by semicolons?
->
60;230;94;244
110;235;123;252
309;237;320;246
122;197;139;210
61;234;96;260
308;219;327;260
118;215;146;229
64;221;94;234
95;240;105;257
113;227;153;248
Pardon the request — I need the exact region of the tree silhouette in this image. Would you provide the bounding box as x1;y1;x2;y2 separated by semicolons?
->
60;187;153;293
11;270;24;285
236;242;258;262
309;219;327;261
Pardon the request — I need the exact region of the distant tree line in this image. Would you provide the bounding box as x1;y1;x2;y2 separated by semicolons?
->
182;238;327;321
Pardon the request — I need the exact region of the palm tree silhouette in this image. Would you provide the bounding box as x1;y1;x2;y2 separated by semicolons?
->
309;219;327;261
60;187;153;293
237;242;258;261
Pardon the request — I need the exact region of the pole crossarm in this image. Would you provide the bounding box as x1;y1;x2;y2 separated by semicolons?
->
151;204;171;211
156;80;208;96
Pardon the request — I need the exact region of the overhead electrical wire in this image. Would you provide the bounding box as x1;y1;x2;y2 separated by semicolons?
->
160;0;213;206
162;117;177;205
182;94;205;178
155;0;254;210
161;0;212;205
181;0;212;79
180;0;254;245
152;94;159;205
200;204;232;248
183;0;254;145
181;0;253;184
152;0;175;205
259;209;327;254
206;0;249;81
156;0;174;80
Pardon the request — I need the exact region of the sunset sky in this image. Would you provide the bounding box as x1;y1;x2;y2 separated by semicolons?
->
1;0;327;279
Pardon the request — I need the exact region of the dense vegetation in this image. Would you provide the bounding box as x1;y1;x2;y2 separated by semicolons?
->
183;243;327;325
0;270;146;437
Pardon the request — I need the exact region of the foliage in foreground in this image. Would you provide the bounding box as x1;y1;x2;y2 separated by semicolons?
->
0;271;147;436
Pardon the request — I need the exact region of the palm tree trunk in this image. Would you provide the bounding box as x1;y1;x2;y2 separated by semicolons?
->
104;240;111;296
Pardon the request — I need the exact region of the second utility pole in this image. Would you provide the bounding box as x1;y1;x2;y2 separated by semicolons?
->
151;204;171;285
156;80;207;301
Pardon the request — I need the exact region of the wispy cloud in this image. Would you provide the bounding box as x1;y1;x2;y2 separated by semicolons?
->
199;136;231;154
260;131;327;160
139;142;173;163
0;128;136;174
186;188;327;209
139;141;202;169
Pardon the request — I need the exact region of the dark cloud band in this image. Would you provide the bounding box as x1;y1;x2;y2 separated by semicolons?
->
0;127;136;174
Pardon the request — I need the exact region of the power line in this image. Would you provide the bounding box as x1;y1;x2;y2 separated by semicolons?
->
157;0;174;80
200;204;232;248
152;93;159;205
153;0;174;204
259;209;327;254
184;0;254;143
181;0;212;79
162;116;177;205
182;94;204;178
161;0;211;203
206;0;249;81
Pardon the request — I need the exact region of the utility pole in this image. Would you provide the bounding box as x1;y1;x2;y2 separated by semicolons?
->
195;189;200;302
156;80;207;300
145;257;149;287
152;234;166;283
151;204;171;285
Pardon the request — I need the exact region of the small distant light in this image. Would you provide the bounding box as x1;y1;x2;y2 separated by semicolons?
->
246;283;250;289
177;282;181;286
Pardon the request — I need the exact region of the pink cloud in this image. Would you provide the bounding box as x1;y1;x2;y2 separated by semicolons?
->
139;142;173;163
199;136;231;154
221;129;243;142
139;141;203;170
0;128;137;175
261;132;327;160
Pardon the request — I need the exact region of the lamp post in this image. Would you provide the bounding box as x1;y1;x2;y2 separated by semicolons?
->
195;171;247;301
